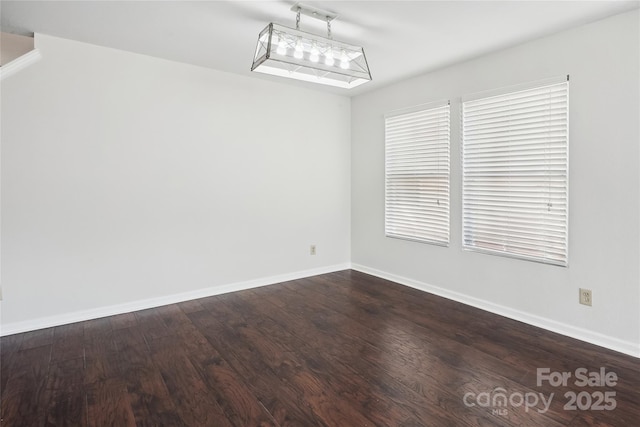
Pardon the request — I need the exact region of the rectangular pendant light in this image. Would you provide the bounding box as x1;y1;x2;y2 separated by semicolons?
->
251;22;372;89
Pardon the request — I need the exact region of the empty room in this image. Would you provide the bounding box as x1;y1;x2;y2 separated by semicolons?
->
1;1;639;426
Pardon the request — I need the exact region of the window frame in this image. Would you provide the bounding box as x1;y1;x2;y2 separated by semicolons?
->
384;100;451;246
461;76;569;266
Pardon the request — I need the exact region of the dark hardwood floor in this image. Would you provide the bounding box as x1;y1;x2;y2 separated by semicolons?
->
1;270;639;426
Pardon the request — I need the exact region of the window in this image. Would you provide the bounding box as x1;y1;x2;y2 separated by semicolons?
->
462;77;569;266
385;102;450;245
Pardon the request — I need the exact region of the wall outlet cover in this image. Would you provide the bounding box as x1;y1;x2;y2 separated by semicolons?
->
579;288;592;306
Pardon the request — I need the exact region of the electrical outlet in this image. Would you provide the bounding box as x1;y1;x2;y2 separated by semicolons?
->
310;245;316;255
579;288;592;306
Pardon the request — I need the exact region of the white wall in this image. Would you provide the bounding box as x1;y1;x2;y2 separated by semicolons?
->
1;34;351;332
351;10;640;356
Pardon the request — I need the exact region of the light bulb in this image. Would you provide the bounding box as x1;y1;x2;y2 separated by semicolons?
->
294;38;304;59
324;47;335;66
310;43;319;63
340;50;349;70
276;36;287;55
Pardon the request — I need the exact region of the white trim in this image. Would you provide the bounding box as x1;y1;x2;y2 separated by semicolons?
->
0;263;350;336
0;49;42;80
351;263;640;358
4;261;638;358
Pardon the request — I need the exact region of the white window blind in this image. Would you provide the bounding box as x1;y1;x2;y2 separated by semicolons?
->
385;102;450;245
462;77;569;266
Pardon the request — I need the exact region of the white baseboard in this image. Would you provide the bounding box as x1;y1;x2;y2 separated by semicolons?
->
0;263;351;336
351;263;640;359
4;262;638;358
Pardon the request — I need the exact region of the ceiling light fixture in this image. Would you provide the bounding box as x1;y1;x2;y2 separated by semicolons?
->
251;3;372;89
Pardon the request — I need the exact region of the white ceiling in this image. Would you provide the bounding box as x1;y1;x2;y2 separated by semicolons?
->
1;0;638;96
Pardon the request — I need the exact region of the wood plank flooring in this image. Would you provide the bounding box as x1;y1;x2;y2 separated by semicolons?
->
1;270;639;426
